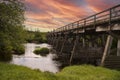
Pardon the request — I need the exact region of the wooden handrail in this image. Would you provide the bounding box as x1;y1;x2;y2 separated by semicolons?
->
51;4;120;33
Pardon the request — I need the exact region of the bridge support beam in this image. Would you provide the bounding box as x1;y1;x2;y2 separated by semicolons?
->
69;36;79;65
53;38;56;47
82;38;85;47
101;35;113;66
117;39;120;56
49;38;52;44
55;37;60;49
89;42;92;48
60;36;67;54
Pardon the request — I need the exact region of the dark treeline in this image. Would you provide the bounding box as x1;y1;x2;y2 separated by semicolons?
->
0;0;26;61
26;31;47;43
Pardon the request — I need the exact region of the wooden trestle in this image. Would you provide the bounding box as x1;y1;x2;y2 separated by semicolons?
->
47;4;120;69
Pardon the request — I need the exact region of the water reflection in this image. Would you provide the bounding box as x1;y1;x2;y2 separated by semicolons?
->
11;43;59;73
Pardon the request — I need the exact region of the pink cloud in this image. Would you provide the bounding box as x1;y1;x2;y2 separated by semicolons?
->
24;0;119;31
86;0;116;12
25;0;89;31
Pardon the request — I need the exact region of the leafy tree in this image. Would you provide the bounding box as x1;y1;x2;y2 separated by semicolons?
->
0;0;26;61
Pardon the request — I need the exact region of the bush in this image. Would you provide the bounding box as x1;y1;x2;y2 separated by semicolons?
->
13;45;25;55
34;48;49;56
0;53;12;61
0;1;26;61
0;34;13;61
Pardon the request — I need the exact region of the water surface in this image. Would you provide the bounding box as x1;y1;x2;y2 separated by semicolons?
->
11;43;59;73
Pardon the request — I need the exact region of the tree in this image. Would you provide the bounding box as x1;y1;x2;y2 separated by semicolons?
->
0;0;26;61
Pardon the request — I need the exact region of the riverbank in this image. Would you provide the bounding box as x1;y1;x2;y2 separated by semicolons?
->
0;62;120;80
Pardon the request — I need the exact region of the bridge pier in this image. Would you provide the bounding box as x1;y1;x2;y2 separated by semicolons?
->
60;35;67;54
55;37;60;49
50;37;54;45
52;37;55;47
59;37;64;51
117;39;120;56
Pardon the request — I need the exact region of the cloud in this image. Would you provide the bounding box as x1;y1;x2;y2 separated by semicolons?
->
24;0;120;32
86;0;119;13
24;0;90;31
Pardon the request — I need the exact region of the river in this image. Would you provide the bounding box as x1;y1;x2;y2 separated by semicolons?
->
10;43;60;73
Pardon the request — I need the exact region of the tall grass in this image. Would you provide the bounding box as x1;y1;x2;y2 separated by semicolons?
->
0;62;120;80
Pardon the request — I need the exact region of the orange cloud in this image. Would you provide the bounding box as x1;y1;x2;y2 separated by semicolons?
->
86;0;116;13
25;0;90;31
24;0;119;32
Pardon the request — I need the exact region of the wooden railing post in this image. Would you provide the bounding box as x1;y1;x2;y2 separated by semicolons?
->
94;15;96;28
84;19;86;26
109;8;112;30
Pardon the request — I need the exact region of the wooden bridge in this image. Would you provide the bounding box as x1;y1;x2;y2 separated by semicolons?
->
47;4;120;68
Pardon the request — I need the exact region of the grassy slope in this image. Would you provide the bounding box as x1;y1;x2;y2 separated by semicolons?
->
0;62;120;80
57;65;120;80
0;62;56;80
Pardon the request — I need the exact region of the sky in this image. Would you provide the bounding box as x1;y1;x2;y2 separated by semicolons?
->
24;0;120;32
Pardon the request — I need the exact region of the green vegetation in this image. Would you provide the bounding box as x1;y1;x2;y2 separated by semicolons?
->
34;47;49;56
13;45;25;55
0;62;56;80
0;62;120;80
26;31;47;43
57;65;120;80
0;0;26;61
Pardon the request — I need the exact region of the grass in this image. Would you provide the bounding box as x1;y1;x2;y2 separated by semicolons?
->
57;65;120;80
0;62;120;80
33;47;49;56
0;62;56;80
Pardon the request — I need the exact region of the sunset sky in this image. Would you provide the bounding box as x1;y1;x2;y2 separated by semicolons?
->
24;0;120;32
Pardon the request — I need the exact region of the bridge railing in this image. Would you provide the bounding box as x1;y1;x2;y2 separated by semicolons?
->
53;4;120;33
